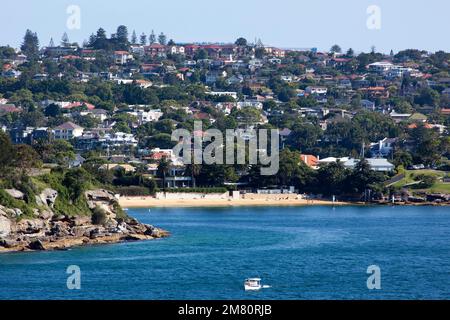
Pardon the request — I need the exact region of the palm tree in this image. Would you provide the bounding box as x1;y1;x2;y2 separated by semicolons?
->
185;163;201;188
157;158;171;189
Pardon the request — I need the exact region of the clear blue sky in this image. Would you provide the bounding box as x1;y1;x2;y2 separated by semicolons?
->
1;0;448;53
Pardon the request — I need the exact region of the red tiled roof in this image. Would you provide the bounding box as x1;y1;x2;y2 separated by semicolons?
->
63;102;96;110
407;123;434;129
0;104;22;113
300;154;319;168
61;55;81;60
149;151;171;160
145;44;166;49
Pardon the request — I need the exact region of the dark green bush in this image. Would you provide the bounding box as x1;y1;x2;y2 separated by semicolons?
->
164;187;228;194
116;186;152;196
92;206;108;225
413;174;437;189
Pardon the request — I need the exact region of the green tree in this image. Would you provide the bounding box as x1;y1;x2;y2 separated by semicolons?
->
35;140;76;166
116;25;129;44
13;144;42;174
235;37;248;46
316;161;349;196
157;158;171;189
131;30;137;44
158;32;167;45
149;30;156;44
44;103;62;117
61;32;70;46
330;44;342;54
140;33;147;45
0;131;14;175
21;29;39;59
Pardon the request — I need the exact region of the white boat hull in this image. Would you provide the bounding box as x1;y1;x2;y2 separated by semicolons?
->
245;285;262;291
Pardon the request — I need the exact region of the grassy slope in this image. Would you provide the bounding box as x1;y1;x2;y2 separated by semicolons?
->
393;170;450;193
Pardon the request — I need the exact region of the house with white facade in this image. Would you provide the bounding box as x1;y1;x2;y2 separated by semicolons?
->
53;122;84;140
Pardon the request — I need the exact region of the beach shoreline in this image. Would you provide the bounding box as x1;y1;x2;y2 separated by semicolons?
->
118;196;351;208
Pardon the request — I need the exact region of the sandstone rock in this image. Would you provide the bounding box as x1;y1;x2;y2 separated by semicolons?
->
85;189;116;202
71;216;91;227
104;219;118;229
85;189;117;209
0;239;17;248
50;222;71;238
28;239;46;251
52;215;67;222
126;217;140;226
11;209;23;218
0;215;12;237
15;219;46;234
122;234;146;241
72;226;89;237
89;227;106;239
39;210;54;220
5;189;25;200
37;188;58;208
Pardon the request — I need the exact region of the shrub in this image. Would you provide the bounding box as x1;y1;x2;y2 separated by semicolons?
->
91;206;108;225
0;189;34;217
413;174;437;189
116;186;152;196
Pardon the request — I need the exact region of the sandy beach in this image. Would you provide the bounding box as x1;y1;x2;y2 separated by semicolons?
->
118;196;350;208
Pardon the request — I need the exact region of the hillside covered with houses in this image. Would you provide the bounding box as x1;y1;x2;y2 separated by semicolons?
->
1;26;450;204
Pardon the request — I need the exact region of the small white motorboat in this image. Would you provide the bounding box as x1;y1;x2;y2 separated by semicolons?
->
244;278;262;291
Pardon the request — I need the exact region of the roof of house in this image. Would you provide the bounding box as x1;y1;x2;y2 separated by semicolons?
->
54;121;84;130
407;123;434;129
63;101;96;110
409;113;428;121
100;164;135;172
0;104;22;113
300;155;319;168
344;158;394;168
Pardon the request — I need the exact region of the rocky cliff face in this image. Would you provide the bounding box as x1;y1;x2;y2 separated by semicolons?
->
0;188;169;253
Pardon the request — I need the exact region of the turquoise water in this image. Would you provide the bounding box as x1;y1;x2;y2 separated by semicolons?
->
0;206;449;300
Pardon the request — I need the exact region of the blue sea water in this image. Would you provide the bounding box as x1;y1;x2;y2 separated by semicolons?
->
0;205;449;300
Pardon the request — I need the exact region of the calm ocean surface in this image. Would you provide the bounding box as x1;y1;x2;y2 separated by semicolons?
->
0;206;449;300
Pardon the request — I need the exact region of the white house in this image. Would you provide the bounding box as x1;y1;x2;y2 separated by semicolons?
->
168;45;185;55
368;61;394;73
370;138;396;157
114;51;134;65
80;109;109;122
127;109;163;124
100;132;138;147
207;91;238;100
305;86;328;95
390;111;412;123
343;158;395;172
53;122;84;140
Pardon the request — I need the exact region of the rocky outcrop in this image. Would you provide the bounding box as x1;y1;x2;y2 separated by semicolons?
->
0;210;12;237
0;189;169;253
36;188;58;208
5;189;25;200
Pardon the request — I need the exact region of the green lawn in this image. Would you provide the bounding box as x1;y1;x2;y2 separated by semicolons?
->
392;169;450;193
